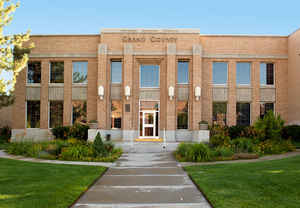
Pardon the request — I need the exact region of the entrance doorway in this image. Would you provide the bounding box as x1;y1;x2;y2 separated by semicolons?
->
139;101;159;138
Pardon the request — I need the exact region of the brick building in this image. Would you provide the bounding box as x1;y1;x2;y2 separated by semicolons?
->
7;28;300;142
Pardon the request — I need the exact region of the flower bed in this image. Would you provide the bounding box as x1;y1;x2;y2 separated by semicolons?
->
4;133;122;162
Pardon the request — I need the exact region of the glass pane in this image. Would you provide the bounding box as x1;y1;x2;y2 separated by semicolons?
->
260;63;267;85
236;103;250;126
50;62;64;83
236;63;251;85
27;62;41;83
177;61;189;84
27;101;40;128
213;62;227;84
50;101;63;128
140;65;159;88
72;101;87;124
111;61;122;83
144;127;154;137
73;62;87;83
140;112;143;136
213;102;227;125
111;100;122;129
155;112;159;136
144;113;154;124
177;101;188;129
266;63;274;85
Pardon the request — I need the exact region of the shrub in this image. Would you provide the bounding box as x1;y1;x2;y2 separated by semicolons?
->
176;143;192;159
175;143;211;162
256;139;295;155
254;110;284;142
93;132;108;157
281;125;300;142
228;125;247;139
51;126;70;140
0;125;11;143
60;145;93;161
209;124;228;138
211;146;234;158
210;134;231;147
230;137;255;153
69;124;89;141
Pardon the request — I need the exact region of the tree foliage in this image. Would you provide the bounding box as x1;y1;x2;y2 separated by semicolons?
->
0;0;33;96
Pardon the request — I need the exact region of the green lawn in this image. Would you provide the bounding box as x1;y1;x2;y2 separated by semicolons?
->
0;158;106;208
185;155;300;208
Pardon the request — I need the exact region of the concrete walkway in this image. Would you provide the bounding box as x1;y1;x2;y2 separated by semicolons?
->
72;152;211;208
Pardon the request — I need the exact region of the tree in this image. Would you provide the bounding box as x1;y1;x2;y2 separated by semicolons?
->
0;0;33;106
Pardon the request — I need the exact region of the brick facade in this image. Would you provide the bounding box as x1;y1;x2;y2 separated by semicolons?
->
6;28;300;141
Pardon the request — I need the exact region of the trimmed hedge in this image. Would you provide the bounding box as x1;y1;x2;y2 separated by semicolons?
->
51;124;89;141
282;125;300;142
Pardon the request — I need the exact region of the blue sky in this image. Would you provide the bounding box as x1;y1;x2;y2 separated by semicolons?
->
1;0;300;88
5;0;300;35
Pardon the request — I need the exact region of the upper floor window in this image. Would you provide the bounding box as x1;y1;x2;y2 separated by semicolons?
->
73;62;87;84
177;61;189;84
260;63;274;85
140;65;159;88
27;62;41;84
213;62;227;85
111;61;122;83
50;62;64;83
236;62;251;85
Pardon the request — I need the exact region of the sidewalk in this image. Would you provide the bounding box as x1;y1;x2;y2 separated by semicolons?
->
72;152;211;208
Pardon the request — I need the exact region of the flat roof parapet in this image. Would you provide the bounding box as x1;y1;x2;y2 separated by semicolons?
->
101;28;200;34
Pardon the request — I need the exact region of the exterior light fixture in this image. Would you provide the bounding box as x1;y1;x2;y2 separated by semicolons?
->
125;86;131;100
195;86;201;101
168;86;174;100
98;85;104;100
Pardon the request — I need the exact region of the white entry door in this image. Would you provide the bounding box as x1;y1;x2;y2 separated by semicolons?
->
141;110;157;138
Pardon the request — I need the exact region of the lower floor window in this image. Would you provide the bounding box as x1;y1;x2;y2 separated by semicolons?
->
260;102;274;119
236;103;250;126
72;101;87;124
49;101;63;128
213;102;227;125
177;101;188;129
27;101;40;128
111;100;122;129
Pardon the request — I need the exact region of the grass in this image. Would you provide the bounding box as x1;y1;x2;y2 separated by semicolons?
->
292;141;300;148
185;155;300;208
0;158;106;208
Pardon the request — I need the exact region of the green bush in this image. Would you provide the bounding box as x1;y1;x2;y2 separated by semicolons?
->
256;139;295;155
93;132;108;157
51;124;89;141
60;145;93;161
254;111;284;142
210;134;231;147
211;146;234;158
209;124;228;138
230;137;255;153
281;125;300;142
228;125;247;139
175;143;211;162
0;125;11;143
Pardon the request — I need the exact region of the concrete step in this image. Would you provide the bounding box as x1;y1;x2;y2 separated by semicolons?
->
74;203;210;208
106;167;185;175
73;186;207;205
115;142;180;153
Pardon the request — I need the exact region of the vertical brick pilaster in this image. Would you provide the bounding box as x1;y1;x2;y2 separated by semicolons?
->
123;43;133;130
275;61;288;121
12;66;26;129
166;43;176;131
87;59;98;122
40;60;49;129
97;44;108;129
63;60;72;126
191;44;202;130
227;61;236;126
202;61;213;124
251;62;260;124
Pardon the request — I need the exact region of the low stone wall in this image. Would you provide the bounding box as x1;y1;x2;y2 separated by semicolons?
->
11;129;54;142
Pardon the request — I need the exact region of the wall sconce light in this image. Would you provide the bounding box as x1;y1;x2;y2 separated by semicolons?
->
98;85;104;100
125;85;131;100
195;86;201;101
168;86;174;100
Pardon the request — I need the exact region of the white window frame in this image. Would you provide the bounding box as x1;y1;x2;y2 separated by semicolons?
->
49;61;64;86
111;60;123;84
26;62;41;86
72;61;88;85
177;61;189;85
176;101;189;130
260;62;275;87
25;100;41;129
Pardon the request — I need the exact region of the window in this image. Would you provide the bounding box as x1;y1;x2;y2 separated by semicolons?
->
73;62;87;84
27;62;41;83
111;61;122;83
213;102;227;125
50;62;64;83
72;101;87;124
260;103;274;119
140;65;159;88
111;100;122;129
27;101;40;128
177;101;188;129
213;62;228;84
177;61;189;84
236;62;251;85
260;63;274;85
236;103;250;126
49;101;63;128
